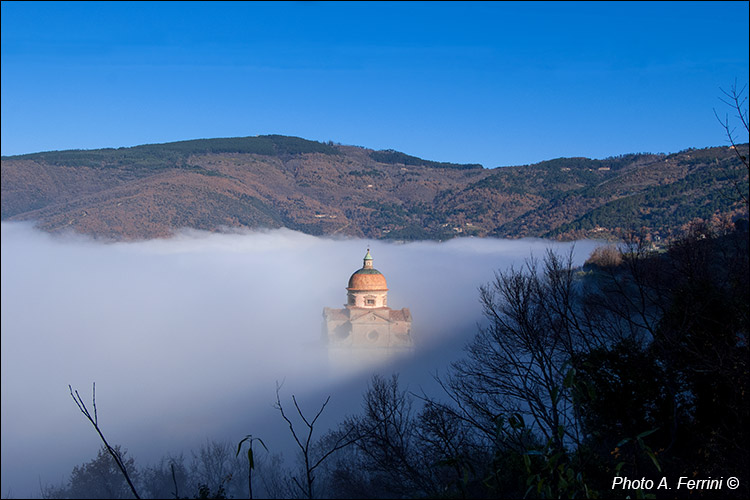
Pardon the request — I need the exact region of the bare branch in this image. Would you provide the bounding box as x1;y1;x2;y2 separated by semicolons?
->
68;383;141;499
713;80;750;208
275;384;306;455
274;383;364;499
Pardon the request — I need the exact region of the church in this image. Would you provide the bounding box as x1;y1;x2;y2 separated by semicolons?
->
322;249;413;351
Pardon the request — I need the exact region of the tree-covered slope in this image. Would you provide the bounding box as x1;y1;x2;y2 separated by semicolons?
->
1;135;747;241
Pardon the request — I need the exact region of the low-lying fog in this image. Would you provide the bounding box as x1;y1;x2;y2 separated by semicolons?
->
1;222;603;498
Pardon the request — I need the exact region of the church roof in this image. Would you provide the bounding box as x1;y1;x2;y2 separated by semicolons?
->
390;308;412;322
323;307;350;321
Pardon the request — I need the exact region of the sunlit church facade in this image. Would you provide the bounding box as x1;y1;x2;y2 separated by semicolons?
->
322;250;413;363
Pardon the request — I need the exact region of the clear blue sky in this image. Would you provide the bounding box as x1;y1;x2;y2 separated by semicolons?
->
1;1;748;167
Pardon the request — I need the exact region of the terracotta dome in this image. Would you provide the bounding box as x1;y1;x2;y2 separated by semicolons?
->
347;268;388;291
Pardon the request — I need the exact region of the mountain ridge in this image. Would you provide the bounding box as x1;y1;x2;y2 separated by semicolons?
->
2;135;747;242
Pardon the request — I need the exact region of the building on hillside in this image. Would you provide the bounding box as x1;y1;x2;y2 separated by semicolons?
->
322;249;413;355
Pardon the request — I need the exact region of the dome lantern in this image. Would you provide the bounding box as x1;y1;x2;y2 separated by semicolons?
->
346;249;388;308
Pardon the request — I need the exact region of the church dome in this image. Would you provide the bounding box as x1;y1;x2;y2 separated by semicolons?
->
347;268;388;291
347;249;388;291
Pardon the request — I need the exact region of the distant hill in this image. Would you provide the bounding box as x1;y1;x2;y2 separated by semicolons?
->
1;135;747;241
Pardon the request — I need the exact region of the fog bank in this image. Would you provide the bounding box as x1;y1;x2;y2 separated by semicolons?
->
1;222;602;498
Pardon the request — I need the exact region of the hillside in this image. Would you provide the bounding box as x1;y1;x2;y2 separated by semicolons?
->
1;135;748;241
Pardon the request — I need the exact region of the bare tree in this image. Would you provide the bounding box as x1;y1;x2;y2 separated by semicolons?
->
188;439;246;498
138;455;189;499
41;445;140;499
348;374;486;498
441;250;590;453
582;234;671;345
253;453;296;499
69;383;140;499
274;383;360;499
714;80;749;207
341;374;432;497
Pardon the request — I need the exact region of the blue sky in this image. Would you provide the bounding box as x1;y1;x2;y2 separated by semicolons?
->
1;1;748;167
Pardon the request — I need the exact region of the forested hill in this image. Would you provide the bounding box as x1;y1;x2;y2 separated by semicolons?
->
1;135;747;241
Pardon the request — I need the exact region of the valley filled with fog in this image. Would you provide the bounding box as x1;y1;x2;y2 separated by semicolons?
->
1;222;603;498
